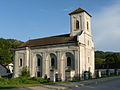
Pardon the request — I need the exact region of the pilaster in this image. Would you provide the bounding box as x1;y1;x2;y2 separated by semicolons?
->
45;53;50;78
61;52;65;81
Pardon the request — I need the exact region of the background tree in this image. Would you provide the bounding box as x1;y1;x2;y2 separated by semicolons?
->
95;58;105;64
105;53;120;64
0;38;23;64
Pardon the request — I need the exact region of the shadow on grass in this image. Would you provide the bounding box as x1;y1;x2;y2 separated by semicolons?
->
0;84;40;89
0;86;17;89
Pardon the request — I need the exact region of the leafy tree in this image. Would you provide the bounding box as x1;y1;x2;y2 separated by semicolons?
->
105;53;120;64
95;51;105;59
0;38;23;64
95;58;105;64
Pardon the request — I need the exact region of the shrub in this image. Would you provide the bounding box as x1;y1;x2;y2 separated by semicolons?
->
0;75;48;86
44;74;47;79
30;77;48;83
20;67;30;77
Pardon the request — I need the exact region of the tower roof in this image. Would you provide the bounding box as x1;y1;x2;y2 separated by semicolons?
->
68;8;91;17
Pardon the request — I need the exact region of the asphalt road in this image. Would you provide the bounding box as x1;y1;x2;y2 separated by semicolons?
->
74;79;120;90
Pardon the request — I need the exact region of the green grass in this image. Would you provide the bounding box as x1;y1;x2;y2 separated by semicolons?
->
0;77;48;89
0;84;45;89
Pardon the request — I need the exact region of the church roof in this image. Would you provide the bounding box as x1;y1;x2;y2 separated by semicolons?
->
19;34;77;48
68;8;91;17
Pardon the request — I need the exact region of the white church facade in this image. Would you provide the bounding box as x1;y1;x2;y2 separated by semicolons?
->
13;8;95;81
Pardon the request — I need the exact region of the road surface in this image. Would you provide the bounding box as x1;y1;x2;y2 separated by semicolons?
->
74;79;120;90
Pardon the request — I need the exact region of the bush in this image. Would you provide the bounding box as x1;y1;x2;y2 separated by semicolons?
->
0;75;48;86
30;77;48;83
20;67;30;77
44;74;47;79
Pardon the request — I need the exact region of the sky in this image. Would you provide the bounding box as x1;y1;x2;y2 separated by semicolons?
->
0;0;120;52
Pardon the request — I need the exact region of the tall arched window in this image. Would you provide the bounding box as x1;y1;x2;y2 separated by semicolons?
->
36;54;42;77
67;57;71;66
19;58;22;67
66;52;75;70
37;58;40;66
50;53;57;69
76;20;79;30
51;58;55;67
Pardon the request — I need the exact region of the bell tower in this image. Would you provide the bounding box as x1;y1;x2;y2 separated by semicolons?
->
69;8;95;78
69;8;92;36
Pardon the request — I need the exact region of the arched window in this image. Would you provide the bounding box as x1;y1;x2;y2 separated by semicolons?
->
37;58;40;66
67;57;71;66
66;52;75;70
19;58;22;67
50;53;57;69
36;54;42;77
87;21;89;30
51;58;55;67
76;20;79;30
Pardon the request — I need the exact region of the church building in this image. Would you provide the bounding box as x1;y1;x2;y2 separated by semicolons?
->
13;8;95;81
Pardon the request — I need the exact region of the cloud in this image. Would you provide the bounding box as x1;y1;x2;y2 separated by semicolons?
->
92;1;120;52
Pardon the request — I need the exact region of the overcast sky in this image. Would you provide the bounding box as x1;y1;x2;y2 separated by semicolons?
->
0;0;120;52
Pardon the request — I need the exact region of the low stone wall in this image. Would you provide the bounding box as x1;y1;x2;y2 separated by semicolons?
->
95;69;120;75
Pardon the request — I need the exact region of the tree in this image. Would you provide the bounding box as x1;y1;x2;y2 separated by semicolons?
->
105;53;120;64
95;58;105;64
95;51;105;59
0;38;23;64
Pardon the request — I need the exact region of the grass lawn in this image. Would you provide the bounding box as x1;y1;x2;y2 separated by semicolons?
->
0;77;48;89
0;84;44;89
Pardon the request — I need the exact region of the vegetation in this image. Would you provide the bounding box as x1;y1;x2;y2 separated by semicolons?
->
0;77;48;89
105;53;120;64
95;51;120;69
0;38;23;64
20;67;30;77
0;74;119;89
0;67;48;89
95;51;120;64
95;58;105;64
